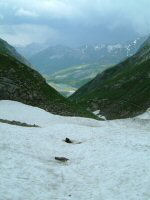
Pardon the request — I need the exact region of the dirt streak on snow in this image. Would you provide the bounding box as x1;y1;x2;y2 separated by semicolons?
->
0;100;150;200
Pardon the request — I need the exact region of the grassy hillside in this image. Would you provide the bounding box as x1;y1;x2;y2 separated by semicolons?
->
0;38;31;67
69;37;150;119
0;53;98;119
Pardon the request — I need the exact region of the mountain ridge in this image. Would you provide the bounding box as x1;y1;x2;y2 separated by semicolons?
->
0;39;98;119
0;38;32;67
0;52;97;119
28;36;146;74
69;36;150;119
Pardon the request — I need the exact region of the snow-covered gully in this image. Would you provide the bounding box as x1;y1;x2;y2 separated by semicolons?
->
0;100;150;200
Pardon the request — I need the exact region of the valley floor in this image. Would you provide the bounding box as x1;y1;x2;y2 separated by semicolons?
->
0;100;150;200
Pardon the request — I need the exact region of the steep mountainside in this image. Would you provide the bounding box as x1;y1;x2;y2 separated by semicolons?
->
0;52;97;119
29;37;146;74
69;37;150;119
0;38;31;67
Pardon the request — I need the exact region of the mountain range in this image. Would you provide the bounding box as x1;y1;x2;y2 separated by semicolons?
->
69;36;150;119
41;36;146;96
0;38;97;119
28;36;146;75
16;43;49;59
1;35;150;120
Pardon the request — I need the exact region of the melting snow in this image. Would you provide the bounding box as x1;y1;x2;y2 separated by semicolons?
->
93;110;106;120
0;100;150;200
107;44;122;53
133;40;137;45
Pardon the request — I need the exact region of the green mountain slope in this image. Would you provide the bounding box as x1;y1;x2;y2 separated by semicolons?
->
46;63;112;96
0;38;31;67
0;52;97;119
69;37;150;119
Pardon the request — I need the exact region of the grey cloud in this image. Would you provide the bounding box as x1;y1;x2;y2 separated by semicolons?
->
0;0;149;46
15;8;39;18
0;24;59;46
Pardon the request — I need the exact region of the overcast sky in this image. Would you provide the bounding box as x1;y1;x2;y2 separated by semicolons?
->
0;0;150;46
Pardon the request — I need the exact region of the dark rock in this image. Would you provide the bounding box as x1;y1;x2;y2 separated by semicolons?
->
0;119;39;127
55;157;69;162
65;138;73;144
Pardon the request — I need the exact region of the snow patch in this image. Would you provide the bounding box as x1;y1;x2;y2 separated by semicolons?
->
107;44;122;53
93;110;106;120
0;100;150;200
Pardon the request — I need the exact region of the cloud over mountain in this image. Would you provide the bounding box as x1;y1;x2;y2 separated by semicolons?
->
0;0;150;46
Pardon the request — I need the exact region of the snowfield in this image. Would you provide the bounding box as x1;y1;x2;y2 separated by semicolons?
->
0;100;150;200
